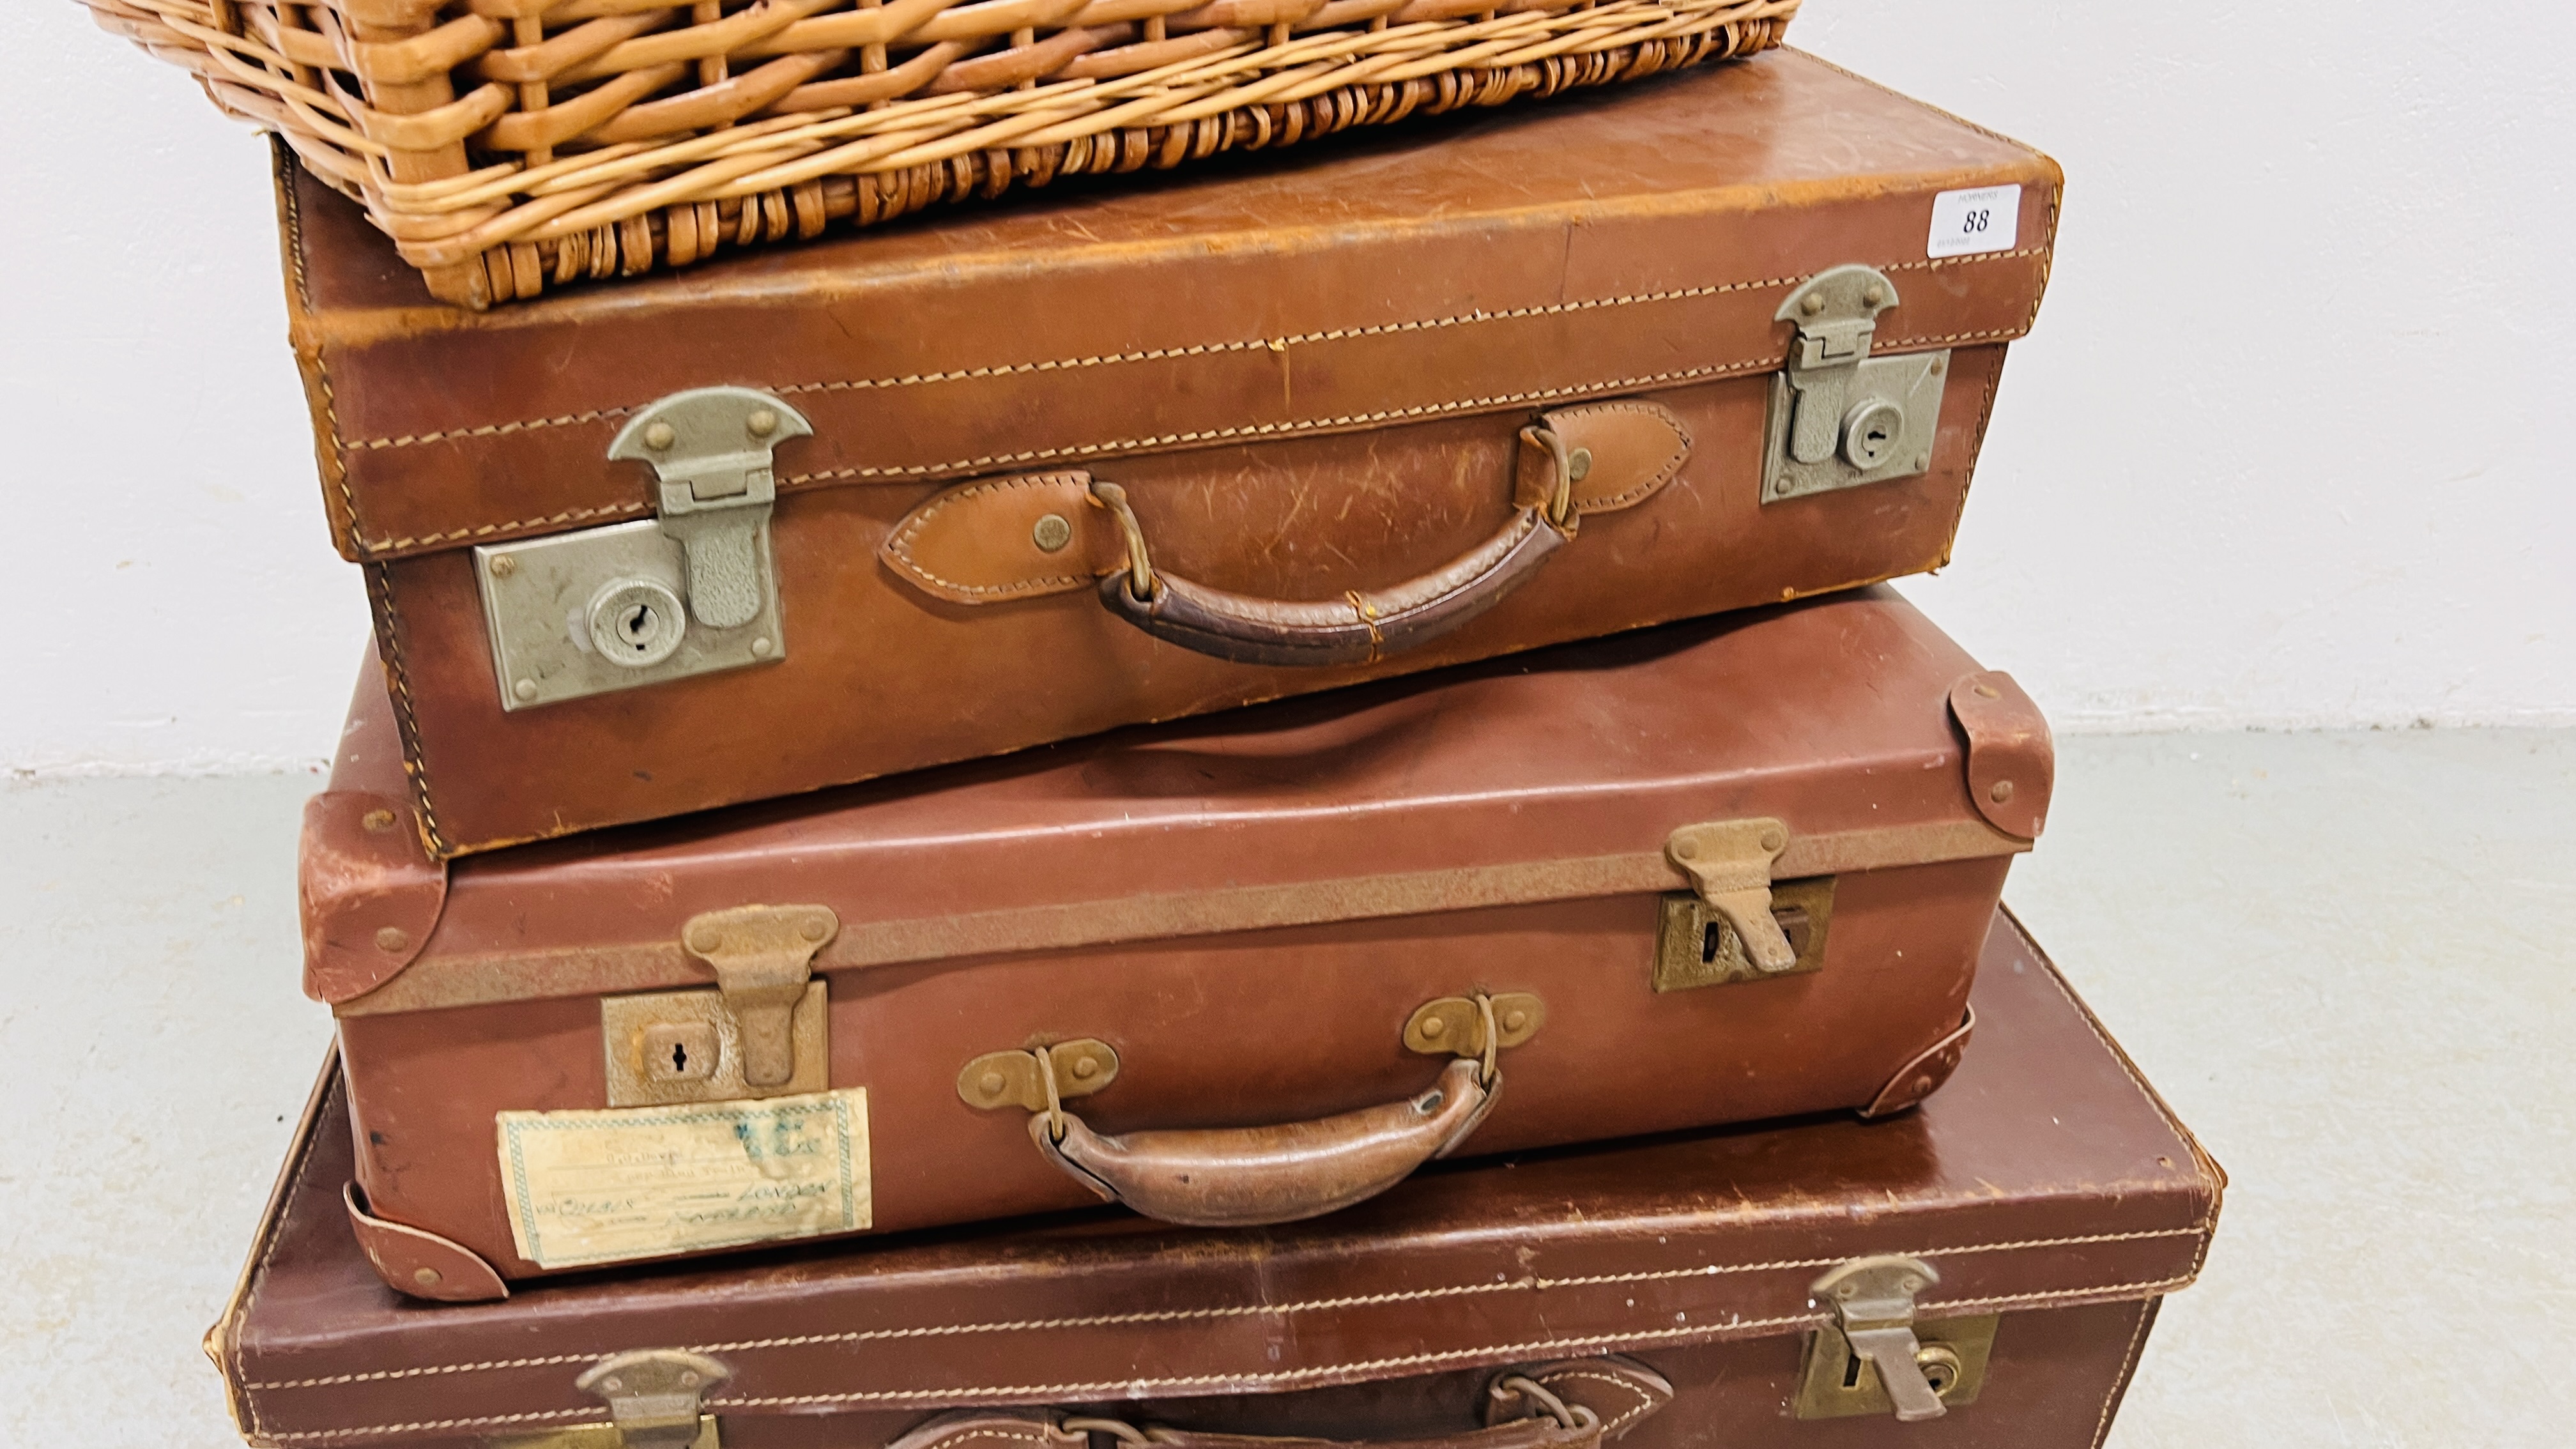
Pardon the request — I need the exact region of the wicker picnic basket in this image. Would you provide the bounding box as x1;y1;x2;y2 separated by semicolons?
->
90;0;1798;309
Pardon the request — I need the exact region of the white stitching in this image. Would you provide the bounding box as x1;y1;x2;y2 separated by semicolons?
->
884;471;1096;599
245;1228;2204;1392
2090;1299;2159;1449
1533;1368;1657;1435
232;1069;328;1441
337;252;2047;454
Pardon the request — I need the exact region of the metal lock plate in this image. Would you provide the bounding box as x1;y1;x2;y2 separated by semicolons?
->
1653;877;1834;992
475;388;807;709
602;982;829;1107
1795;1313;1997;1420
1763;264;1950;503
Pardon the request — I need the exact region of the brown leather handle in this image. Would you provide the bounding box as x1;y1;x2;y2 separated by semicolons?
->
887;1358;1675;1449
1089;423;1586;668
1032;1057;1497;1227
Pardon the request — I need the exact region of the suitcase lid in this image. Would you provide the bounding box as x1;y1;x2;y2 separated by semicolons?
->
280;51;2059;565
303;586;2053;1011
211;911;2221;1447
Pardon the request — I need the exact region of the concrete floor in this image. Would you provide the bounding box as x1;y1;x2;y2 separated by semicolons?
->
1;730;2570;1447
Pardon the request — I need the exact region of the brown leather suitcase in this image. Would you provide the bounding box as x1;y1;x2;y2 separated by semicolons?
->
277;50;2062;856
211;908;2221;1449
303;586;2051;1300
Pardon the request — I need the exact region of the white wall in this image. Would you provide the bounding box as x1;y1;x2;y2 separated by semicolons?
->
4;3;2570;774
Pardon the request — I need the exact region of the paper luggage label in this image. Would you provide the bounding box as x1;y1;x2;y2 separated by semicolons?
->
1926;185;2021;257
497;1088;870;1269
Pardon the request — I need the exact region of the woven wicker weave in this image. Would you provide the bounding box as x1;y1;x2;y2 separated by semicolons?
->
90;0;1797;307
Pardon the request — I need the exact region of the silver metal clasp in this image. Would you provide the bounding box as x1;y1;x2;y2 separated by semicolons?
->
475;387;808;710
1763;265;1949;503
1794;1256;1997;1422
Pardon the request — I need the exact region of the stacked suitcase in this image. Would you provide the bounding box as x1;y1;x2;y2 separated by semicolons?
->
138;38;2218;1449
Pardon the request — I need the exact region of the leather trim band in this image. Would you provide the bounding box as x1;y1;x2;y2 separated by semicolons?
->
336;818;2030;1016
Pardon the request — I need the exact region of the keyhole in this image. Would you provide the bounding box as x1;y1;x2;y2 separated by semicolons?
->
1701;921;1725;964
1842;1352;1864;1389
670;1041;689;1073
620;603;659;650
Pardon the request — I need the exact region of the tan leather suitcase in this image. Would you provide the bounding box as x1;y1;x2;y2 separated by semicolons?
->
302;586;2052;1299
211;909;2221;1448
275;50;2062;856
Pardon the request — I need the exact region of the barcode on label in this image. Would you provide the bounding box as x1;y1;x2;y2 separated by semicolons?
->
1927;185;2021;258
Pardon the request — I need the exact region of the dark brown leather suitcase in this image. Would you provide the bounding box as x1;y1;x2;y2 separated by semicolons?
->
211;909;2221;1449
303;586;2051;1299
277;50;2062;856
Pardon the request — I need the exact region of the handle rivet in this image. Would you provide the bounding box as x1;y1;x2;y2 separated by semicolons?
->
688;927;722;954
1973;682;2000;699
412;1267;441;1286
979;1071;1006;1096
746;409;778;438
487;554;517;578
1032;513;1074;553
362;808;396;832
1989;780;2016;803
1420;1016;1446;1039
1566;447;1593;483
643;422;676;451
1503;1009;1529;1032
1071;1056;1100;1080
375;926;410;953
513;679;539;701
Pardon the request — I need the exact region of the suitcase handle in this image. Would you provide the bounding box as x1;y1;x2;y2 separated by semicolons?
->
890;1358;1673;1449
1031;1054;1499;1227
1087;422;1586;668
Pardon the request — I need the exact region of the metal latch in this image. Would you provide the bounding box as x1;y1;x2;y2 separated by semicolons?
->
601;905;838;1107
1653;876;1833;992
475;387;809;710
1663;818;1798;975
1762;265;1949;503
495;1350;728;1448
1795;1257;1996;1422
957;1040;1123;1110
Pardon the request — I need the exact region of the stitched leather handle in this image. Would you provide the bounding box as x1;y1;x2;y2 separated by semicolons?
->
1031;1057;1497;1227
1088;411;1662;667
1094;481;1573;668
887;1358;1675;1449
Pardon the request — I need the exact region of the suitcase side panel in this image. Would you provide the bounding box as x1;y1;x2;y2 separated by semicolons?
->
372;350;2005;855
339;855;2008;1280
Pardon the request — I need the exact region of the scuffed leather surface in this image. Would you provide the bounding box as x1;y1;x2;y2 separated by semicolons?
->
282;55;2058;565
341;1184;505;1304
1949;671;2055;839
298;664;447;1004
214;912;2219;1446
326;590;2027;1278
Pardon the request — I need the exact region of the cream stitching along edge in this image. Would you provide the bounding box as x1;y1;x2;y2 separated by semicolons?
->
246;1227;2207;1393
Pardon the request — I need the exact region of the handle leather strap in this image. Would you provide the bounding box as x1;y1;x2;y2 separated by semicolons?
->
1095;484;1572;668
885;1358;1674;1449
877;402;1692;658
1032;1057;1496;1227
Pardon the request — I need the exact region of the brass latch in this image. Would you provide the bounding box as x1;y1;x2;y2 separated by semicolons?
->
1664;819;1798;976
958;1039;1124;1111
1795;1257;1995;1422
496;1349;728;1448
681;905;838;1087
1763;265;1950;503
600;905;837;1108
1653;877;1833;992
